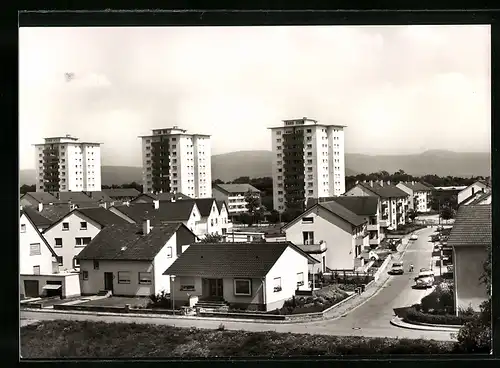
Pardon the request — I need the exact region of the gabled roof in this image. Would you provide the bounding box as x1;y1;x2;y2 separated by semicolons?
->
102;188;141;198
76;207;130;227
51;191;98;203
468;192;491;205
459;180;491;196
358;183;409;199
326;196;379;216
398;182;433;192
38;204;73;222
21;192;61;204
306;197;337;209
282;200;366;231
132;192;192;202
83;191;113;202
182;198;216;217
213;184;260;195
76;222;187;261
164;242;318;278
216;200;228;213
23;207;54;228
20;210;58;258
112;201;197;225
447;205;491;248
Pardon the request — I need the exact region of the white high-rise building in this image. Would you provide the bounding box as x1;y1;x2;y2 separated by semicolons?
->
268;117;346;213
33;135;102;193
139;127;212;198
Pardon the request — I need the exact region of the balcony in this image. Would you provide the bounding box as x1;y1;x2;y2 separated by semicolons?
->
297;242;327;254
379;219;389;227
367;224;378;231
355;232;368;245
369;237;379;245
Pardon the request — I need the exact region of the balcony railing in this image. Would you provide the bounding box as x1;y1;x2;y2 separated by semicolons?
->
379;219;389;227
367;224;378;231
369;238;379;245
297;242;327;253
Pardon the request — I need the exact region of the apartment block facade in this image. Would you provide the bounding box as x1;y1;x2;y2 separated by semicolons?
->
34;135;102;193
268;117;346;213
139;127;212;198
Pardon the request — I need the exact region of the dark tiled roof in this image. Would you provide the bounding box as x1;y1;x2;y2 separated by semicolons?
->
23;207;54;228
214;184;260;194
181;198;216;217
216;200;227;213
71;201;102;209
103;188;141;198
77;207;130;227
306;197;337;209
51;191;97;203
76;223;184;261
327;196;379;216
319;201;366;227
23;192;61;204
83;191;113;202
398;182;433;192
132;192;192;202
164;242;312;278
359;183;409;198
447;205;491;248
112;201;196;225
469;192;491;205
38;204;72;222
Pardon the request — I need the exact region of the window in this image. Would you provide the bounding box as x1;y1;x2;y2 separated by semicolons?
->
29;243;41;256
118;271;131;284
20;224;26;233
62;222;69;231
302;217;314;224
73;258;80;268
234;279;251;296
33;265;40;275
273;277;282;292
180;276;196;291
303;231;314;245
166;246;172;258
297;272;305;287
82;270;89;280
139;272;152;285
93;260;99;270
80;221;87;230
307;129;312;133
75;237;92;247
57;256;63;266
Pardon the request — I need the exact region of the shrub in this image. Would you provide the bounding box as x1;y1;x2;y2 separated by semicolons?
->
217;323;225;331
405;307;475;326
420;284;454;313
277;286;349;315
148;290;172;309
454;299;491;353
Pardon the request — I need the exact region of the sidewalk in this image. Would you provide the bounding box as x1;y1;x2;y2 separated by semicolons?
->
390;317;460;333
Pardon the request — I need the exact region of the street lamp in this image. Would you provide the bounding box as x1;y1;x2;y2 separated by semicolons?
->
170;275;176;315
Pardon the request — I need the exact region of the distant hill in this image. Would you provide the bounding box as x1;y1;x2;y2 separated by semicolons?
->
19;149;490;186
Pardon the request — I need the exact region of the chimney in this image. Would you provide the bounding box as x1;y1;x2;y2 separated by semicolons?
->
38;203;43;212
89;192;93;198
55;192;60;199
143;219;151;235
153;199;160;209
380;180;384;187
369;180;373;187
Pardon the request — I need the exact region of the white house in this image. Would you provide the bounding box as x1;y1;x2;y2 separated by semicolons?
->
76;221;197;296
212;184;261;217
345;180;409;233
457;180;491;206
282;200;370;272
396;181;433;213
464;191;492;206
216;200;233;235
20;211;81;299
42;207;130;271
109;199;203;237
164;242;319;311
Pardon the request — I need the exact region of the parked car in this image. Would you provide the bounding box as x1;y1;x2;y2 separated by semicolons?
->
388;262;404;275
410;234;418;240
433;245;441;252
362;250;380;261
414;270;435;289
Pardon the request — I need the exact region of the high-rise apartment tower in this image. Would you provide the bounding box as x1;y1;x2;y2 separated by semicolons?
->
268;117;346;213
139;127;212;198
33;135;102;192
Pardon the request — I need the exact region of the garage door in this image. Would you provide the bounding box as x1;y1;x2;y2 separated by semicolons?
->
24;280;39;298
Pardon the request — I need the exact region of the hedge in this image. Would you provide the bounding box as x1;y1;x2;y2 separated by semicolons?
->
405;307;476;326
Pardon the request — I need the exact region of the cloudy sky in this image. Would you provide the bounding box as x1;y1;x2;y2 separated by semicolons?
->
19;25;490;170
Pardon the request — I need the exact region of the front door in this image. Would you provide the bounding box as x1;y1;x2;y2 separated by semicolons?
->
104;272;114;293
24;280;39;298
208;279;223;299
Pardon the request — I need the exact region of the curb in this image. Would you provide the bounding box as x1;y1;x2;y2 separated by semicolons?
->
390;317;460;332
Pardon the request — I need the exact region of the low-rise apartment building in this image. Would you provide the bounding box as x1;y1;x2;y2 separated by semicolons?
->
212;184;261;217
396;181;433;213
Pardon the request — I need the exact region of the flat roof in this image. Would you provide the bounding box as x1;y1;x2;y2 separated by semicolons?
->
267;124;347;129
33;142;103;146
138;133;211;138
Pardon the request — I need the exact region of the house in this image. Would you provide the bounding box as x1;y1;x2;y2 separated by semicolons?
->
457;180;491;206
109;200;203;236
76;221;197;296
42;207;130;271
164;242;319;311
466;191;491;206
102;188;141;203
23;207;54;232
20;192;61;208
344;180;409;233
448;205;491;313
212;184;261;217
131;192;192;204
282;200;370;272
24;203;74;231
178;198;227;238
396;181;433;213
51;191;102;208
216;200;233;234
20;210;81;299
224;230;266;243
82;191;114;207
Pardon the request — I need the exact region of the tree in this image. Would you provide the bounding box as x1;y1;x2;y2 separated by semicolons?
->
440;206;455;221
267;210;281;224
20;184;36;195
232;176;250;184
244;189;262;225
407;209;417;222
200;234;225;243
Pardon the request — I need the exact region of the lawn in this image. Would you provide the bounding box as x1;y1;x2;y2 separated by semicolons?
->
21;320;457;358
